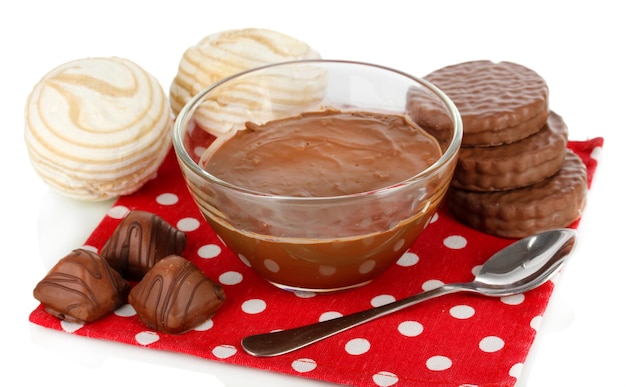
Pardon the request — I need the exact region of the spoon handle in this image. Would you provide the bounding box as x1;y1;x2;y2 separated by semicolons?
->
241;283;466;357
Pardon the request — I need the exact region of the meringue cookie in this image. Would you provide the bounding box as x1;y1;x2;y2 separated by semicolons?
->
193;61;328;135
25;57;172;201
170;28;323;136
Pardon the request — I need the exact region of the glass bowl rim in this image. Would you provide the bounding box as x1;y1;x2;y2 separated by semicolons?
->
172;59;463;202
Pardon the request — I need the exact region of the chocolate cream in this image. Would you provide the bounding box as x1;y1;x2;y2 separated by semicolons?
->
202;110;441;196
198;109;444;290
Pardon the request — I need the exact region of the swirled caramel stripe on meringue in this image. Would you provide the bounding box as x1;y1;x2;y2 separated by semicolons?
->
25;57;172;200
169;28;321;119
193;64;328;135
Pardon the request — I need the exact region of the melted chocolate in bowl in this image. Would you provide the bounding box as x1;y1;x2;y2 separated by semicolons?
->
206;200;442;291
203;110;441;197
174;61;461;292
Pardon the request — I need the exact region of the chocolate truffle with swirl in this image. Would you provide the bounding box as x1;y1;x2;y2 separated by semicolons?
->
33;249;130;324
128;255;226;334
100;210;187;280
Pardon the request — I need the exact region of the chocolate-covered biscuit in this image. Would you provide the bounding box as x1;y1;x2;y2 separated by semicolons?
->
33;249;130;324
453;111;569;191
128;255;226;334
100;210;187;280
409;60;549;146
447;150;587;238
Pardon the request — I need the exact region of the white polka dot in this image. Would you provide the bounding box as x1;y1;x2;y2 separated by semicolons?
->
359;259;376;274
219;271;243;285
156;193;178;205
238;254;251;267
345;338;370;355
422;279;444;291
60;320;83;333
194;146;207;158
591;145;602;161
450;305;475;319
396;252;419;267
443;235;467;249
107;205;129;219
114;303;136;317
430;212;439;223
292;358;317;373
426;355;452;371
398;321;423;337
509;362;524;379
361;234;376;247
264;259;280;273
479;336;505;352
530;315;543;331
212;344;237;359
501;294;525;305
241;299;266;314
319;265;336;276
411;194;426;211
471;264;482;277
393;238;405;252
319;311;342;322
82;245;98;253
135;331;159;346
371;294;395;307
194;318;214;331
177;217;200;232
198;244;221;258
372;371;399;386
295;291;316;298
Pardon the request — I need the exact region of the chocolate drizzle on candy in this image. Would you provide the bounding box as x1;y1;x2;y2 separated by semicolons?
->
33;210;226;332
100;210;187;280
129;255;226;334
33;249;130;324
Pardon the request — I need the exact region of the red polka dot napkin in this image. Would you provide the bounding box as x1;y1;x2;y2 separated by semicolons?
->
30;138;603;387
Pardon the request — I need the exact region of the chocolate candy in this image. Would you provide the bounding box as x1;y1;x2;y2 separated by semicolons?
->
100;210;187;280
33;249;130;324
128;255;226;334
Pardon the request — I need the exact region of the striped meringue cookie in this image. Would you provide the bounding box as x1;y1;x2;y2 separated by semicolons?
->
193;61;329;136
170;28;324;136
25;57;173;201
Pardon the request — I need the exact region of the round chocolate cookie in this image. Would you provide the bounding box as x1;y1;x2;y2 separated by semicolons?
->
408;60;549;146
453;111;569;192
447;149;587;238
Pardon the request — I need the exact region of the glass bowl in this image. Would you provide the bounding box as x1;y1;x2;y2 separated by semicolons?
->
173;60;462;292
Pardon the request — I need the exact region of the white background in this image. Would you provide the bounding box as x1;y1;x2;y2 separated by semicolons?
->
1;1;624;386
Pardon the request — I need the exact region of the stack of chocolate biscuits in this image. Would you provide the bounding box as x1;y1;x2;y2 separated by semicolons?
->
409;60;588;238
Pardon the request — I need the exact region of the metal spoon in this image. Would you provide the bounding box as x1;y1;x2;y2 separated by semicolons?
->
241;228;577;357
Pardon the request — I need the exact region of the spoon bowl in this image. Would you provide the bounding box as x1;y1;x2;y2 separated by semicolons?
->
241;228;577;357
469;228;576;295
